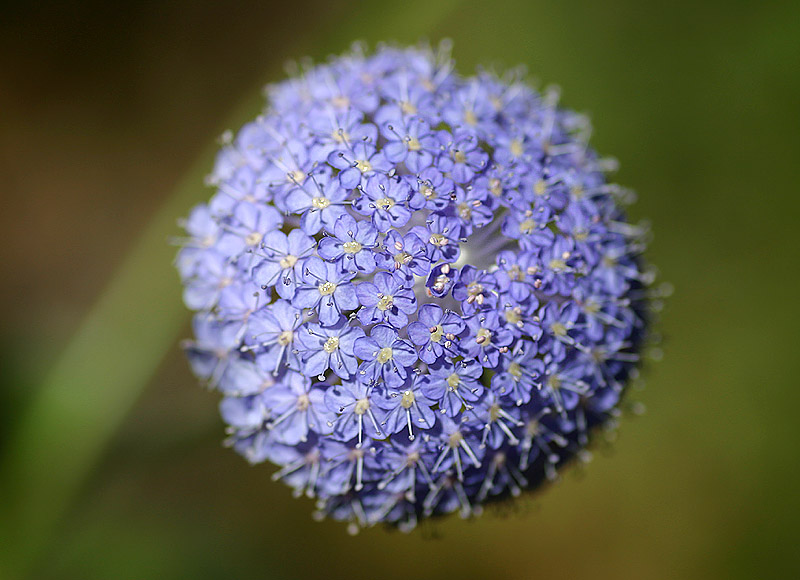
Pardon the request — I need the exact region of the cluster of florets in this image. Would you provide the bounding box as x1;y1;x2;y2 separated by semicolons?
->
177;43;652;533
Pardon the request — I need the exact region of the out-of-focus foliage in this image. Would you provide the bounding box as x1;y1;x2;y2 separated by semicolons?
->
1;1;798;579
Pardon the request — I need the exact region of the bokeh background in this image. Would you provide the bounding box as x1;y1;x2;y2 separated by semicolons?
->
2;1;798;578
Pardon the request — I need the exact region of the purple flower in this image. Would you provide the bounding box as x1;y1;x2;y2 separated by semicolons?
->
317;439;375;494
252;229;315;299
418;359;484;416
462;311;514;368
448;185;494;228
285;171;350;234
413;168;454;211
380;117;439;172
296;317;363;379
259;141;312;210
220;392;269;432
262;371;333;444
216;201;283;259
539;301;582;362
452;265;500;315
374;79;438;126
307;112;378;160
324;380;385;447
353;325;418;387
538;235;581;296
473;391;524;449
539;359;591;415
178;44;655;532
218;356;276;397
317;213;379;273
355;272;416;327
437;130;488;183
424;262;459;298
442;79;498;134
430;416;485;482
176;205;222;278
244;299;304;373
494;249;542;303
407;304;464;364
411;214;462;263
517;407;568;475
265;436;324;498
293;257;358;326
375;230;431;279
327;144;392;189
374;378;437;441
182;317;242;388
491;340;543;405
353;174;413;230
182;252;238;311
216;280;261;324
501;202;555;248
497;297;543;341
368;438;436;503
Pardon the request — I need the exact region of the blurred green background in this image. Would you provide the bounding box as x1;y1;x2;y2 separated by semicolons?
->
1;1;798;578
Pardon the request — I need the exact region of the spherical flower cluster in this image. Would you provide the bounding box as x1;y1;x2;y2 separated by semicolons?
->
177;43;653;533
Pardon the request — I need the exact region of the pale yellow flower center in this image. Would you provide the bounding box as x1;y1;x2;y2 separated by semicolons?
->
430;233;448;247
519;219;537;235
343;241;362;254
312;196;331;209
280;254;298;269
508;265;524;281
323;337;339;353
354;398;370;415
376;197;395;211
377;347;393;364
400;101;417;115
476;328;492;346
245;232;262;246
277;330;293;346
394;251;412;266
296;393;310;411
448;430;463;447
504;308;522;325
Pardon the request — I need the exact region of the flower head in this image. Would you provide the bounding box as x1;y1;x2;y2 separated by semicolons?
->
177;43;655;532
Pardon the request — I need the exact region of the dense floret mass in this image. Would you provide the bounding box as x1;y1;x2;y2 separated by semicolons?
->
177;43;653;533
